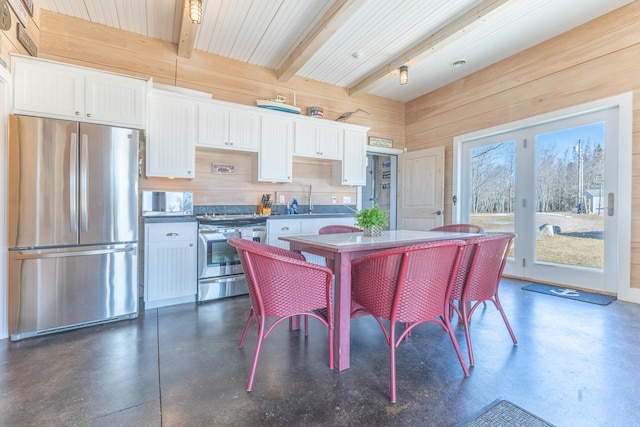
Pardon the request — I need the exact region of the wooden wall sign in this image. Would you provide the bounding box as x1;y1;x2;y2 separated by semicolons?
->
7;0;26;26
368;136;393;148
17;23;36;56
21;0;32;16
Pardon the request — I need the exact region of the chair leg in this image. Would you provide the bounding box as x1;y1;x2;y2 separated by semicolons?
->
328;323;334;369
460;303;474;367
445;320;470;377
389;324;397;403
494;294;517;344
304;315;309;336
239;308;254;348
247;318;266;392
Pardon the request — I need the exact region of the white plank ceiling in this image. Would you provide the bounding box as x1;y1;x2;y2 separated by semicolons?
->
38;0;635;103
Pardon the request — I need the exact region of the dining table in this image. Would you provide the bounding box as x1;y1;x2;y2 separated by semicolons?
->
279;229;481;371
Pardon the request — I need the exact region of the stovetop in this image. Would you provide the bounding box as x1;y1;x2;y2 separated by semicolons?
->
196;213;268;228
197;213;267;220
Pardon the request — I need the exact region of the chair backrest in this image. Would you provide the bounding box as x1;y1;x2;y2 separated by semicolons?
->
461;233;516;302
318;225;362;234
228;238;332;317
431;224;485;234
351;240;465;323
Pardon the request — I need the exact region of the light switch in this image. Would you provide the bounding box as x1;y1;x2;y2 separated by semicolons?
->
279;195;285;203
332;196;337;204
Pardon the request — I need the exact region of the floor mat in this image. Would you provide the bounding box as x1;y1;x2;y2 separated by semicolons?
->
455;399;556;427
521;282;616;305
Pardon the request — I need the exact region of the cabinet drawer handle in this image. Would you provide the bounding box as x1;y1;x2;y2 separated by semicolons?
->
281;227;289;231
166;232;179;236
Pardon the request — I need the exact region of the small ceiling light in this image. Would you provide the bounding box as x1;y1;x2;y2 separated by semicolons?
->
399;65;408;85
189;0;202;24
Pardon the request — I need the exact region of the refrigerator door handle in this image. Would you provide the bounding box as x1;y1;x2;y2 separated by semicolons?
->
13;246;135;260
80;133;89;233
70;132;78;234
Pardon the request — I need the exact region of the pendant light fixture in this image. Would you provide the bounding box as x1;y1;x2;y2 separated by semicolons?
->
399;65;408;85
190;0;202;24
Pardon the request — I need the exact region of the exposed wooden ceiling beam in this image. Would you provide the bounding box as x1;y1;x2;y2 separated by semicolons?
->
348;0;512;97
178;0;198;58
277;0;369;82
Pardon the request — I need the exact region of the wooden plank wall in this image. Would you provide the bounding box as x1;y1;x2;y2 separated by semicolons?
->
34;9;405;210
0;0;41;63
405;2;640;289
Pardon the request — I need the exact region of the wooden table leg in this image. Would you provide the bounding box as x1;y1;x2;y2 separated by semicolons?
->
333;252;352;371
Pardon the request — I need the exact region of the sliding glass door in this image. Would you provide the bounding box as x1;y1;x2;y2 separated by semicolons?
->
457;107;619;292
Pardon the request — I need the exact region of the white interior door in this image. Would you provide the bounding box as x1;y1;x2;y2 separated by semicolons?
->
397;147;444;230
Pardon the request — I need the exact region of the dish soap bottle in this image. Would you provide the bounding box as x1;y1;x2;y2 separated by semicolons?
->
290;199;298;214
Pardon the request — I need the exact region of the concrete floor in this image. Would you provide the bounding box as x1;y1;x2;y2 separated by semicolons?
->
1;278;639;426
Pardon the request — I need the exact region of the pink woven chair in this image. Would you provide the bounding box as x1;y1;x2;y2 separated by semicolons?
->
431;223;485;234
318;225;362;235
449;233;517;367
228;238;334;392
351;240;469;403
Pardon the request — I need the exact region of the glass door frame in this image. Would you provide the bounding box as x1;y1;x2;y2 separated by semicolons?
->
452;94;633;299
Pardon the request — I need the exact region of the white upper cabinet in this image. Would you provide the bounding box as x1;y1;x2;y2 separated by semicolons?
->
259;113;293;183
335;127;368;186
294;119;343;160
84;72;146;127
197;101;259;152
146;91;196;179
12;55;146;128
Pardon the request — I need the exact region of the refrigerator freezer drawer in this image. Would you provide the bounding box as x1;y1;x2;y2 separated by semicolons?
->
8;244;138;341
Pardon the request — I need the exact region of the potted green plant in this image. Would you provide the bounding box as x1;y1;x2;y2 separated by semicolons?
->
355;204;389;237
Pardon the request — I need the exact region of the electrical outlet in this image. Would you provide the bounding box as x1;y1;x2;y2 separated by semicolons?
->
279;195;285;203
343;196;352;204
332;196;337;204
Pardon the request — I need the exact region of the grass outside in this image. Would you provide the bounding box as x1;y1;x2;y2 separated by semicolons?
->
470;212;603;268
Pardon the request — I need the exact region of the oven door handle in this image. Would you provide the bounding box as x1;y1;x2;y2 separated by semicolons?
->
197;232;208;278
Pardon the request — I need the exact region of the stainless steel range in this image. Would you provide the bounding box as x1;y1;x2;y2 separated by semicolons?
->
197;214;267;302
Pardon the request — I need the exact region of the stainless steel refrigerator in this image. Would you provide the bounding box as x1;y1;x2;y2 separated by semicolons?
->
8;115;139;341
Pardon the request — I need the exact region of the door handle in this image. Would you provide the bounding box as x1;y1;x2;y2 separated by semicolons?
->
608;193;614;216
80;134;89;233
433;210;442;216
70;132;78;234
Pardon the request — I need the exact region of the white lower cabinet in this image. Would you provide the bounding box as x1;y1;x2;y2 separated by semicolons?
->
267;216;356;265
144;221;198;309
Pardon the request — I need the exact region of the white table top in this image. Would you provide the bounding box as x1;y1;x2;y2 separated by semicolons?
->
279;229;481;252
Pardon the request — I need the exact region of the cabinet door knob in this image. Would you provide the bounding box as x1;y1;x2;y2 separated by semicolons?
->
86;113;92;118
75;111;81;116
